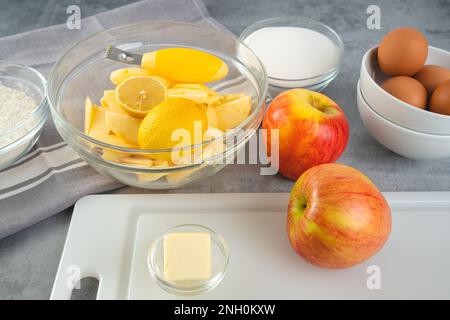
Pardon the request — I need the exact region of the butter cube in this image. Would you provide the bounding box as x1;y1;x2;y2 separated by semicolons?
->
163;232;211;282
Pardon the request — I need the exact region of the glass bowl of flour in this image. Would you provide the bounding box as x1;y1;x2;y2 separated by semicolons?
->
240;16;344;96
0;63;48;170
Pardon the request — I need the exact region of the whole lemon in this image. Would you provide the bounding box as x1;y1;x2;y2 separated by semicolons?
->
138;98;208;159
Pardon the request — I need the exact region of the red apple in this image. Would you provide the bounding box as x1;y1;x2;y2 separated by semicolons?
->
263;89;349;181
287;163;391;269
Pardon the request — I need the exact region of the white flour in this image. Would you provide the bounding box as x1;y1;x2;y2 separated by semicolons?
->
0;85;37;148
243;26;339;80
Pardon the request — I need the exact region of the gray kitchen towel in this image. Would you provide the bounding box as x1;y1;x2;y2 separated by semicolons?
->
0;0;226;239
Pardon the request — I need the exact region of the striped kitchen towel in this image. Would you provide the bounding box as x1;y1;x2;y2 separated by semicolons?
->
0;0;228;239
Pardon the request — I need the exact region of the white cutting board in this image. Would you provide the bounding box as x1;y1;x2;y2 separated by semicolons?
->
51;193;450;300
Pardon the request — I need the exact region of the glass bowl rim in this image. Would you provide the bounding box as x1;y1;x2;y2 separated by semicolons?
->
239;15;345;83
0;62;48;138
147;223;229;294
47;20;268;154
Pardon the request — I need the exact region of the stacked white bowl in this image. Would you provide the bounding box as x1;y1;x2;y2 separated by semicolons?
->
358;46;450;160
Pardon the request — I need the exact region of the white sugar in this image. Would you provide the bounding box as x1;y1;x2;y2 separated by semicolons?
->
0;85;37;147
244;27;339;81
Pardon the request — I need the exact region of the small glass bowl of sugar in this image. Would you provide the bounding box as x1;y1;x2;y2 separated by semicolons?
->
0;62;49;170
240;16;344;97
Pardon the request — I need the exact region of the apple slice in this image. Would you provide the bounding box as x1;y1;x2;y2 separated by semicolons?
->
166;137;226;184
203;126;224;141
104;111;141;145
214;95;252;131
206;105;220;128
103;90;128;115
207;95;222;106
168;88;208;104
221;93;245;103
172;83;220;96
137;160;169;182
119;156;153;167
84;97;96;134
88;107;137;149
110;68;152;86
100;96;109;109
102;148;129;163
88;105;110;138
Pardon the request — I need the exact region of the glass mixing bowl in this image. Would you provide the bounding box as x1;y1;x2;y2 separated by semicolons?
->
47;21;267;189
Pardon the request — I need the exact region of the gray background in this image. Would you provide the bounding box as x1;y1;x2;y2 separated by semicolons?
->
0;0;449;299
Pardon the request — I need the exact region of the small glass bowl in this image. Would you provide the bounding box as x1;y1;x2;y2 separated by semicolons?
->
148;224;229;296
0;63;48;170
240;16;344;96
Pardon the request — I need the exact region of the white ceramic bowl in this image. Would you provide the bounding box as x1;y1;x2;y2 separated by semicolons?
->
360;46;450;135
357;81;450;160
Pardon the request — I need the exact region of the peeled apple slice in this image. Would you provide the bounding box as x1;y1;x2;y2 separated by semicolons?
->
86;105;137;149
152;76;174;89
100;97;109;109
203;127;226;163
166;166;203;184
137;160;169;182
103;90;127;115
207;95;222;106
141;48;228;83
203;127;224;141
168;88;208;104
95;132;137;149
206;105;220;128
102;149;126;163
214;96;252;131
171;83;220;96
104;111;141;145
88;105;110;138
221;93;246;103
110;68;152;85
119;156;153;167
84;97;96;134
166;130;226;184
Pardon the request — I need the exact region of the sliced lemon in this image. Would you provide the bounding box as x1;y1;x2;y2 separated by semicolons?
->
115;76;167;118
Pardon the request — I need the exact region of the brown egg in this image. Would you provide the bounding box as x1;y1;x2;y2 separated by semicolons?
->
414;65;450;95
430;80;450;116
382;76;427;109
378;28;428;76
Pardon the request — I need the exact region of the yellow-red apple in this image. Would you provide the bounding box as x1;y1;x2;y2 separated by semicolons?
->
287;164;391;269
263;89;349;181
